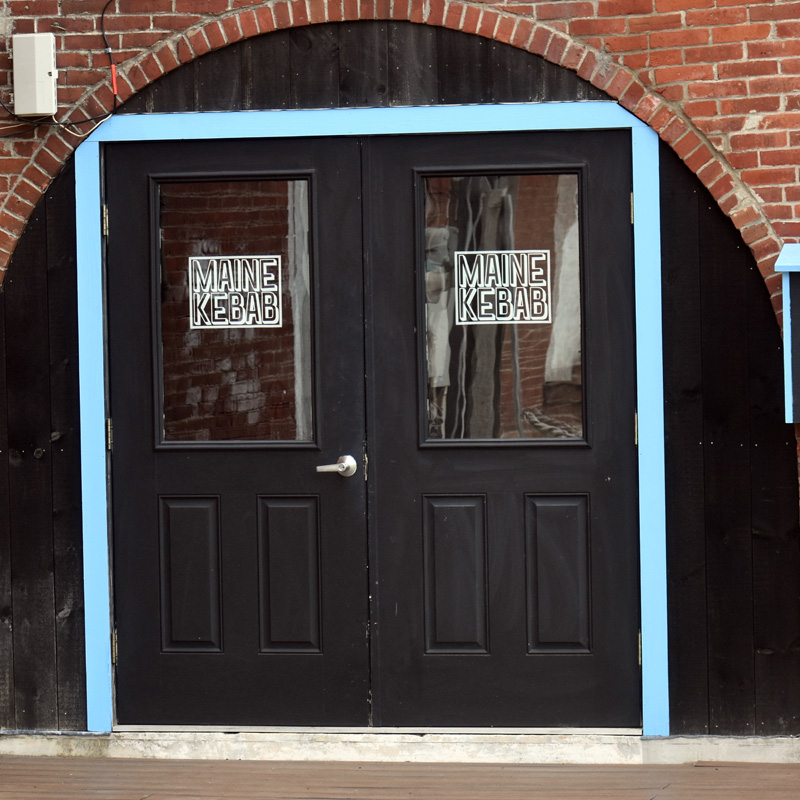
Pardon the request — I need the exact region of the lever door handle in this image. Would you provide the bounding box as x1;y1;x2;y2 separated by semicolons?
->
316;455;357;477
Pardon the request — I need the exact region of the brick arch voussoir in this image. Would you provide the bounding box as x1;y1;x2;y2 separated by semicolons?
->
2;0;783;317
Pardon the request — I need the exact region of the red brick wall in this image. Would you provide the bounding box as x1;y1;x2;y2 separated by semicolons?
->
1;1;798;317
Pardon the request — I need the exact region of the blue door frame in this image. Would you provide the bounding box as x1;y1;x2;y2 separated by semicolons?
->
75;102;668;735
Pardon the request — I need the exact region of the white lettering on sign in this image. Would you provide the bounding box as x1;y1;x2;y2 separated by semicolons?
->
188;256;282;329
454;250;551;325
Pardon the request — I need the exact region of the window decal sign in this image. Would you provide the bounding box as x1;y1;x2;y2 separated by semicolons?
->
188;255;282;329
454;250;551;325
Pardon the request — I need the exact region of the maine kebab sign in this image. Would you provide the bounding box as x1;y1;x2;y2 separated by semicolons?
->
455;250;551;325
188;255;282;329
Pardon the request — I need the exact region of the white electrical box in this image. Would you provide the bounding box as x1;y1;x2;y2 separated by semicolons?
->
12;33;58;117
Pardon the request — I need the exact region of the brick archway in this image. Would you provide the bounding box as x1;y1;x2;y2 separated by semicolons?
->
0;3;783;313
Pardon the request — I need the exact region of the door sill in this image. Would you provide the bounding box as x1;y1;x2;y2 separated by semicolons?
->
112;725;642;735
101;726;647;761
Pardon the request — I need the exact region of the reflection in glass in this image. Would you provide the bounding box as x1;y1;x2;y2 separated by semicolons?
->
423;174;583;440
159;179;312;442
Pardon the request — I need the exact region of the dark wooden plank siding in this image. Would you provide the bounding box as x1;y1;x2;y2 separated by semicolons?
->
437;28;492;104
2;164;86;731
661;139;800;735
149;64;196;113
746;262;800;734
289;27;340;108
0;290;14;730
387;24;438;106
121;62;195;114
45;163;86;730
245;35;290;110
3;21;798;733
196;43;244;112
4;200;59;730
487;40;539;103
699;195;757;734
660;144;709;734
119;23;605;115
339;23;390;107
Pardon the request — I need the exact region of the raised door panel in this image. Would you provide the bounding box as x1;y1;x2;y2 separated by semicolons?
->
257;496;321;653
423;495;488;653
159;496;222;652
525;494;590;653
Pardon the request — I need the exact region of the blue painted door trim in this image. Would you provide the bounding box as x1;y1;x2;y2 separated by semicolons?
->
775;243;800;423
75;102;668;736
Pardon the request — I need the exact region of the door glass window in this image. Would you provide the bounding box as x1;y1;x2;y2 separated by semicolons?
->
422;173;583;441
158;178;313;443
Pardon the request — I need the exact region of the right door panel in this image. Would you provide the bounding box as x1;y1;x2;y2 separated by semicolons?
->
366;131;640;727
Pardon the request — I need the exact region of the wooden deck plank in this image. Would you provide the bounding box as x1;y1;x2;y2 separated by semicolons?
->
0;758;799;800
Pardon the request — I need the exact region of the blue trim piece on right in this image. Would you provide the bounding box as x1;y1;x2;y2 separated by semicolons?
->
784;273;793;424
774;243;800;424
775;243;800;272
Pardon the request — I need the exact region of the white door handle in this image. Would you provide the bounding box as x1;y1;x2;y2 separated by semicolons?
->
316;455;357;477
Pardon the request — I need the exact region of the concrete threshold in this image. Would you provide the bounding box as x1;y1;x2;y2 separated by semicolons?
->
0;730;799;764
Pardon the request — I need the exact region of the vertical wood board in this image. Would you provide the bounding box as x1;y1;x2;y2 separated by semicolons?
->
699;197;756;735
4;203;59;731
659;144;709;734
195;44;244;112
289;27;340;109
387;24;438;106
436;28;491;105
339;23;390;108
45;163;87;730
0;289;14;729
245;35;290;110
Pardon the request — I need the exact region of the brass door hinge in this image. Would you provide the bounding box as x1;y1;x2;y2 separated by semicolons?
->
102;203;109;237
111;627;118;666
630;192;634;225
634;411;638;446
638;630;642;667
106;418;113;452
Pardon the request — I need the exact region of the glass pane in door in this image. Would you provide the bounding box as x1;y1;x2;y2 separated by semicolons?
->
158;178;313;443
422;173;583;441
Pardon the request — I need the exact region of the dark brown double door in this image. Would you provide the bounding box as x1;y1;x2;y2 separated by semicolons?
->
107;130;640;727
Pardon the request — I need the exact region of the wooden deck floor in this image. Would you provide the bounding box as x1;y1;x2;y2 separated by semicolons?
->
0;757;799;799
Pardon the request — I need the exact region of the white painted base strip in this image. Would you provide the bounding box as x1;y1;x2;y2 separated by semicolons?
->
0;733;798;764
112;725;642;735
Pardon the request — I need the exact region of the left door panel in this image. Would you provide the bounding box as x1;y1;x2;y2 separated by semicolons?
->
106;138;369;725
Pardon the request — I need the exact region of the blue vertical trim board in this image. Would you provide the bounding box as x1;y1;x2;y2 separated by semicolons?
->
784;272;792;424
631;126;668;737
75;141;114;733
775;244;800;424
76;103;669;735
